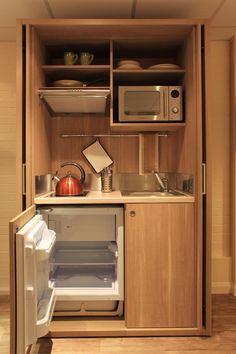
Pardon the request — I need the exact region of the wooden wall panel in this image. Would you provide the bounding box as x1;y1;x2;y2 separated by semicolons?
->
30;28;52;199
230;37;236;296
159;27;197;177
210;41;231;294
50;116;141;175
0;41;17;293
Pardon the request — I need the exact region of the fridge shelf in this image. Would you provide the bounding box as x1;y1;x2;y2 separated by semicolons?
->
52;265;116;289
51;248;117;266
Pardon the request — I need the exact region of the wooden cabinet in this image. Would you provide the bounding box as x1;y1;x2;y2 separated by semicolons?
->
25;21;199;130
125;203;196;328
19;19;205;204
13;19;211;341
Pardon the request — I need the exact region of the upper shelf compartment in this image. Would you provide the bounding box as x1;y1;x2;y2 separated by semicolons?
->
112;38;185;87
42;65;110;86
112;39;185;69
44;40;110;66
38;40;111;115
41;40;111;87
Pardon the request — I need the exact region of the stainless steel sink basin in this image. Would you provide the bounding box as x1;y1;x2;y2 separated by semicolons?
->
121;190;184;197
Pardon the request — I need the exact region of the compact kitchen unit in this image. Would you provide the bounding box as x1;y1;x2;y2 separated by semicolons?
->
10;19;211;354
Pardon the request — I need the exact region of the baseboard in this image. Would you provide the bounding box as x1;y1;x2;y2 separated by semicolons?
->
212;256;232;294
0;288;10;295
231;282;236;296
212;281;232;294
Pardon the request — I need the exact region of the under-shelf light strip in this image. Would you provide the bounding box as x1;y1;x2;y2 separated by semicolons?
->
61;133;168;138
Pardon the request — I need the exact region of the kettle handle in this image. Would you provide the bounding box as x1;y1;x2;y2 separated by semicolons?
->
60;162;85;184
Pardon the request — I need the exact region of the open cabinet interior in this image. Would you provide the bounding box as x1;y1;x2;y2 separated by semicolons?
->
28;22;200;200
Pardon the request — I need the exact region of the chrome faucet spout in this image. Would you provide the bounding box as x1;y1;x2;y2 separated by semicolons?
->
153;171;168;192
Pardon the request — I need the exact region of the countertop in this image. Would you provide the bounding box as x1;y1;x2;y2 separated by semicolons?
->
34;190;194;204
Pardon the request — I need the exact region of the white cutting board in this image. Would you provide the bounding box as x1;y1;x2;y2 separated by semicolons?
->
82;140;113;173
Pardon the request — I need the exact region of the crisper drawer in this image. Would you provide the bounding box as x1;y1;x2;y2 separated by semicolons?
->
54;300;124;317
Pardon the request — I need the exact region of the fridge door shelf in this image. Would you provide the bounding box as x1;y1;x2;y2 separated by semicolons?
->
36;229;56;262
37;286;56;338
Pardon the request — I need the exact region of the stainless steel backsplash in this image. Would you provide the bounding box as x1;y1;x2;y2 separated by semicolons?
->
35;172;194;195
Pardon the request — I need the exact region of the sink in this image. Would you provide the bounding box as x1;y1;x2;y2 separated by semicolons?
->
121;190;184;197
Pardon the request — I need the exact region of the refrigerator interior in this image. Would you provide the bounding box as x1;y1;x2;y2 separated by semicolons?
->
38;205;124;316
50;241;117;289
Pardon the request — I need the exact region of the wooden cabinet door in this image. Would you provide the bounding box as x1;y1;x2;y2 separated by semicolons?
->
125;203;196;328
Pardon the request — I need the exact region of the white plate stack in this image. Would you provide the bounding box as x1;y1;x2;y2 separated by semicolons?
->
117;60;142;70
147;63;181;70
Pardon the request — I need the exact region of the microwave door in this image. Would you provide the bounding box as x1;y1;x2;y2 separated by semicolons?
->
15;214;56;354
121;87;167;121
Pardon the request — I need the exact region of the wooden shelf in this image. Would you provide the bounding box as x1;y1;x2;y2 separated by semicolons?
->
113;69;185;84
41;65;110;83
113;69;185;73
39;86;110;90
42;64;110;72
110;122;186;132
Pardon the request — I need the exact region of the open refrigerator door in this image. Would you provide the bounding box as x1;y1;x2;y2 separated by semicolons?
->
15;214;56;354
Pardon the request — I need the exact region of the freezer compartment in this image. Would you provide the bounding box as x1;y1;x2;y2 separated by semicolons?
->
39;205;124;242
54;300;123;317
44;206;122;242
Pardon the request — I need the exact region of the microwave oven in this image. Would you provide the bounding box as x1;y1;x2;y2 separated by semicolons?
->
118;86;183;122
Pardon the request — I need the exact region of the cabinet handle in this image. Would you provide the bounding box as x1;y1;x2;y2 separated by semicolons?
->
202;163;206;195
22;163;26;196
130;210;136;217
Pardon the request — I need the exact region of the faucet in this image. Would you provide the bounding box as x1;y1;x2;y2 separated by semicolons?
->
153;171;169;192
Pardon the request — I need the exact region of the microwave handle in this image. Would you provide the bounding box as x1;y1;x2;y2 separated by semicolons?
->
163;88;168;119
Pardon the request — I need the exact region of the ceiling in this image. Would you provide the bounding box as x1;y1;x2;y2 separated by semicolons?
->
0;0;236;41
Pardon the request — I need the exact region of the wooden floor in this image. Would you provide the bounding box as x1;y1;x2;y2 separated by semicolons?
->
1;294;236;354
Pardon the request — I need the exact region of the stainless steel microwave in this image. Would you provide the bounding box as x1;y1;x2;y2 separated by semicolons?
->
118;86;183;122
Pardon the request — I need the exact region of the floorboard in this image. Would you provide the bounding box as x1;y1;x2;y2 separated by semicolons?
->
1;294;236;354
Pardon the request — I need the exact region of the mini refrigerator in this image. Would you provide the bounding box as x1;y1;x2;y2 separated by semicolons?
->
15;205;124;351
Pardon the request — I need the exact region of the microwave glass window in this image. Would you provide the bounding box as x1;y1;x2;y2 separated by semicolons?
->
124;91;160;115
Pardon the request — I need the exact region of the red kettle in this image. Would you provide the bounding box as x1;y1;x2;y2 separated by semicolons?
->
54;162;85;196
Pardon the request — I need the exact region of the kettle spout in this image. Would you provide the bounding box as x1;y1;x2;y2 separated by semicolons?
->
52;172;60;183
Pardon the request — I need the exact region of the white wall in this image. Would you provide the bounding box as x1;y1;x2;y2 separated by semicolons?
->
0;41;17;293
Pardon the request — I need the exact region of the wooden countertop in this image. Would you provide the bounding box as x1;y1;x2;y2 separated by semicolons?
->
34;190;194;204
